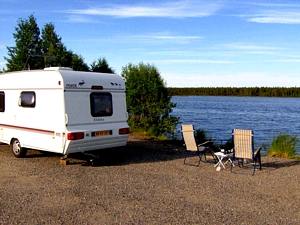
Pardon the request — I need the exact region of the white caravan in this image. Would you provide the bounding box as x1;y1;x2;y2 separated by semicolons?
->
0;67;129;159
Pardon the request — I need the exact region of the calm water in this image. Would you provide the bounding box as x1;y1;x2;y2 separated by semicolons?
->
171;96;300;155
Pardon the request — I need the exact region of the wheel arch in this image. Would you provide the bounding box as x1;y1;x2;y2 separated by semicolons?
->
10;137;23;146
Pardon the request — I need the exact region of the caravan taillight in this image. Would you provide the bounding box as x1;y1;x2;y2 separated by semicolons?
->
67;132;85;140
119;128;130;135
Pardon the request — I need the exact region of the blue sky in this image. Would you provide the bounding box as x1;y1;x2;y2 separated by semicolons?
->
1;0;300;87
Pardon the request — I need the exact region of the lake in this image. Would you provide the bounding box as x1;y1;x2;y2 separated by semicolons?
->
171;96;300;155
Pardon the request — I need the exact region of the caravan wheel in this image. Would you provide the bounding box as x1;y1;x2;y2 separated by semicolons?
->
11;139;27;158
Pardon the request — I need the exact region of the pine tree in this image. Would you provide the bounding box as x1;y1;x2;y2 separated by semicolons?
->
5;14;43;71
90;57;115;73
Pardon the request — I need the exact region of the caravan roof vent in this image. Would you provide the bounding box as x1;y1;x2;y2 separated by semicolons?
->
44;67;73;71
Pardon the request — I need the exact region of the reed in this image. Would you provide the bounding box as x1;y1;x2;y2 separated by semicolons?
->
266;133;298;158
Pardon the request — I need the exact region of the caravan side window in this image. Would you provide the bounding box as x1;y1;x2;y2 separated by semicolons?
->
19;91;36;108
0;92;4;112
90;93;113;117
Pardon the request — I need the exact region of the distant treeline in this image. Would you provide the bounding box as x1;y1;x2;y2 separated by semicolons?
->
168;87;300;97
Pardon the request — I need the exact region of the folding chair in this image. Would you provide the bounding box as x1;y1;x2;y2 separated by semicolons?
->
230;129;262;175
181;124;215;166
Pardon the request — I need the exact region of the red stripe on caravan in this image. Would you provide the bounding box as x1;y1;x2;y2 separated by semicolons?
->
0;123;55;134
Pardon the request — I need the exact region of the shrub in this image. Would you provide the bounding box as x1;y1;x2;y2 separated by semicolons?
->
195;128;208;143
195;128;234;152
266;133;298;158
218;138;233;151
122;62;180;137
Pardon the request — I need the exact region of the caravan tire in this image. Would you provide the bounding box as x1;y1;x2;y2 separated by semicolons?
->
11;139;27;158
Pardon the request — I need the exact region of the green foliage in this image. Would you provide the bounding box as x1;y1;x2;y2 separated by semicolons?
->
71;54;89;71
4;14;102;72
266;133;298;158
40;22;72;67
194;128;233;152
121;62;180;136
168;87;300;97
90;57;115;73
195;129;208;143
5;14;43;71
218;138;233;151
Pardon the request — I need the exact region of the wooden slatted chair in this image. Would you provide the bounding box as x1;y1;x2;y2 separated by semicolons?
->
230;129;262;175
181;124;215;166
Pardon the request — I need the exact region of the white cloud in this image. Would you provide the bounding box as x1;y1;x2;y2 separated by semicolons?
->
134;35;202;40
241;2;300;24
127;34;202;45
163;72;300;87
213;43;284;56
220;43;281;51
248;10;300;24
64;33;202;46
65;15;102;23
67;0;223;18
269;59;300;63
154;59;234;64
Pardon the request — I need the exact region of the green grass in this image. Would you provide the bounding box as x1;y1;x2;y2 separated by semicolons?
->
266;133;299;159
129;126;171;141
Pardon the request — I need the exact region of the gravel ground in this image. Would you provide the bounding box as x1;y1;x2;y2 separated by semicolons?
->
0;134;299;225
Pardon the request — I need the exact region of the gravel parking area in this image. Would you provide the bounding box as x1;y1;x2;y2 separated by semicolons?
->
0;135;299;224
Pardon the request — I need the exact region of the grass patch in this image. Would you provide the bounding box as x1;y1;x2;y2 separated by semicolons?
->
129;127;171;141
266;133;298;159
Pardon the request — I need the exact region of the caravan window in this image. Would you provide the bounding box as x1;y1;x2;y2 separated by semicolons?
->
0;92;4;112
90;93;112;117
19;91;36;108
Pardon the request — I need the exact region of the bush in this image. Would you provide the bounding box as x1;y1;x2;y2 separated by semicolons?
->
195;128;234;152
266;133;298;158
218;138;233;151
122;62;180;137
195;128;208;143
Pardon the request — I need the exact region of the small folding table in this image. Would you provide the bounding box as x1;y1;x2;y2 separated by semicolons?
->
214;151;234;169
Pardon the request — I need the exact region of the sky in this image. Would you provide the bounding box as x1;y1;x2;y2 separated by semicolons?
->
1;0;300;87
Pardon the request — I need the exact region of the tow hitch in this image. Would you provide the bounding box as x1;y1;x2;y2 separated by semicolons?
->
59;153;100;166
83;152;100;166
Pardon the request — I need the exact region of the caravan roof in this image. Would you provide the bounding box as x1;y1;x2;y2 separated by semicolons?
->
0;67;125;91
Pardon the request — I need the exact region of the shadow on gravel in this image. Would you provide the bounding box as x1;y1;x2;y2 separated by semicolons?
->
20;139;186;167
82;139;185;167
26;151;61;158
261;159;300;169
